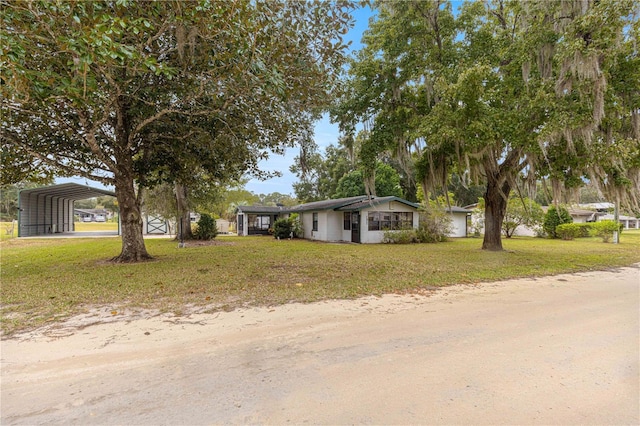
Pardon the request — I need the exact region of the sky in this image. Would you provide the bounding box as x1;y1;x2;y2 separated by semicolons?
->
58;5;375;196
244;6;374;195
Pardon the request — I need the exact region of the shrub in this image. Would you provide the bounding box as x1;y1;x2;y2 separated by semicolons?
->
556;222;596;240
273;214;303;239
193;213;218;240
555;223;582;240
543;205;572;238
416;209;452;243
590;220;623;243
273;217;293;239
576;223;594;238
383;228;418;244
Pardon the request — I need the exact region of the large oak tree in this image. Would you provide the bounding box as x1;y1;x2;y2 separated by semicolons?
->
2;0;354;261
334;0;639;250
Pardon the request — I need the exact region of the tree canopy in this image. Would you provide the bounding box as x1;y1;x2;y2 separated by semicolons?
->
2;0;355;261
333;0;639;250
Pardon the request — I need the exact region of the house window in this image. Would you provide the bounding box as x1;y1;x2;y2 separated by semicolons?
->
238;214;244;233
312;212;318;231
343;212;351;230
368;211;413;231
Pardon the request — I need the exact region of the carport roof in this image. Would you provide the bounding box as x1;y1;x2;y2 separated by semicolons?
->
19;183;115;200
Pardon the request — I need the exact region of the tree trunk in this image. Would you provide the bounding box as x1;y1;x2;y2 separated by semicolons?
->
482;177;511;251
175;182;194;240
109;93;152;262
112;176;152;262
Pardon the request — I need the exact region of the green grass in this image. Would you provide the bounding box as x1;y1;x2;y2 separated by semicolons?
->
73;221;119;232
0;221;18;240
2;231;639;335
0;221;118;240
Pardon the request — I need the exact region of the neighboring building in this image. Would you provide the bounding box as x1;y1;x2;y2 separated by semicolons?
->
74;208;111;222
579;202;614;212
566;207;600;223
447;206;472;238
236;196;471;243
599;214;640;229
17;183;116;236
216;219;230;234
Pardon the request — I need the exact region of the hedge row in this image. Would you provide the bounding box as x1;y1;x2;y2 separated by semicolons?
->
556;221;623;242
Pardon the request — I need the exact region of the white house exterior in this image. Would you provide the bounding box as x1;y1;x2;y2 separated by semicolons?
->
296;197;420;244
599;214;640;229
447;206;471;238
236;196;470;243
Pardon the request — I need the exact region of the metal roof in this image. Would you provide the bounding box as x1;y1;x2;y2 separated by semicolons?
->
335;196;420;211
19;183;115;200
446;206;473;214
292;196;369;212
234;196;468;215
236;205;288;214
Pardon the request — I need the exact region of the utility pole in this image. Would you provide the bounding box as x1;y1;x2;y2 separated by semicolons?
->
613;196;620;244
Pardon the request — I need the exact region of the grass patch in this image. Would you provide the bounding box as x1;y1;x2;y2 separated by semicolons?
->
0;221;119;241
0;221;18;240
73;221;119;232
2;231;639;335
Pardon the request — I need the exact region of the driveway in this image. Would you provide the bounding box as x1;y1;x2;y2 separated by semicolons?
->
2;266;638;425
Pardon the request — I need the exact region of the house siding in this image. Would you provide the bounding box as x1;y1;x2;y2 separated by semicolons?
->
235;196;470;243
359;203;420;244
448;212;468;238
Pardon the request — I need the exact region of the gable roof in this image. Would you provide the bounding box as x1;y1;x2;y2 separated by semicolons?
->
446;206;472;214
291;196;369;212
235;195;466;216
236;205;288;214
335;196;420;211
19;183;115;200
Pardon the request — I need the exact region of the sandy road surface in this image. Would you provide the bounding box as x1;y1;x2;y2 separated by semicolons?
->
2;266;639;425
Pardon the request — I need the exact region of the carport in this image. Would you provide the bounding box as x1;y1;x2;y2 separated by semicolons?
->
18;183;117;237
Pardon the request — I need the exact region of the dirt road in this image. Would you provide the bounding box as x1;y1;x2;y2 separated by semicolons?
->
2;266;639;425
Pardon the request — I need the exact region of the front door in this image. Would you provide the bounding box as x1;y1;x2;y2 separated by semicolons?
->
351;212;360;243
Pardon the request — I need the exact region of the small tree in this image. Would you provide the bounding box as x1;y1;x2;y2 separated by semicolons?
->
193;214;218;241
502;197;544;238
543;205;573;239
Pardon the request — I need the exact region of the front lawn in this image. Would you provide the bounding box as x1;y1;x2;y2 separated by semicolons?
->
2;232;639;335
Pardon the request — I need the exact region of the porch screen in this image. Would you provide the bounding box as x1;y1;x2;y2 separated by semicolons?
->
248;214;271;232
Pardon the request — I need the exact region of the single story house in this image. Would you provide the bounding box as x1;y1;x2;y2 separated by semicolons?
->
236;196;471;243
566;207;600;223
74;208;111;222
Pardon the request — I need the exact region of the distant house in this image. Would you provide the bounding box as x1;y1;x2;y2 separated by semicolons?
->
236;196;471;243
599;214;640;229
74;208;110;222
566;207;600;223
